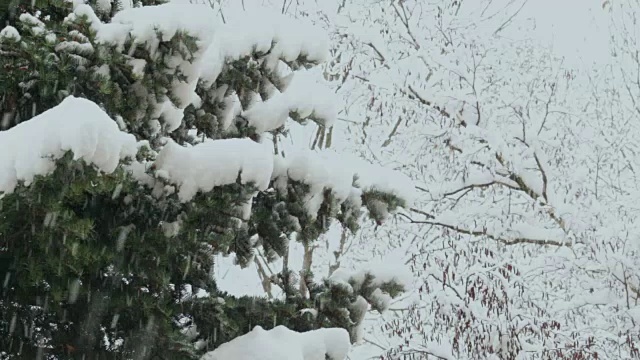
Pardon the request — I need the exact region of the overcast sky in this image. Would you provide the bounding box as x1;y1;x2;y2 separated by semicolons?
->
522;0;612;67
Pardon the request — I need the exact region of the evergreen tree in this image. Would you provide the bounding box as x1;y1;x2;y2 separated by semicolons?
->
0;2;413;359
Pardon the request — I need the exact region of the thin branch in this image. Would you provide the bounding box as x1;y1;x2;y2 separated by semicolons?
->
427;273;464;300
537;82;557;135
399;213;570;247
382;116;404;147
391;1;421;50
493;0;529;35
400;348;454;360
441;180;520;198
494;153;565;231
405;85;452;119
409;207;435;219
365;42;388;65
533;152;548;202
254;257;273;299
362;337;386;351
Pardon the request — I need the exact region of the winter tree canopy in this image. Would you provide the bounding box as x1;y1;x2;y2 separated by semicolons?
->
3;0;640;359
0;0;414;358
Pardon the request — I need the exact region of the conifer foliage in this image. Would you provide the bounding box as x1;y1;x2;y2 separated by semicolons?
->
0;1;413;359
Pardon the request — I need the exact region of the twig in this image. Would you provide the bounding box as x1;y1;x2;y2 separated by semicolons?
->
398;213;570;247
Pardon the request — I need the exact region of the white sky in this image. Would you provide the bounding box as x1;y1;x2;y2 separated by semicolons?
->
521;0;612;67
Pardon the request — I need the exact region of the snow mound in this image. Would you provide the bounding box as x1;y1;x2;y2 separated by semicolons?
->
0;96;138;195
153;138;274;202
273;149;415;218
200;7;329;84
96;3;217;51
201;325;350;360
152;141;413;214
275;149;354;219
0;26;20;41
348;156;415;207
87;2;330;134
243;70;337;133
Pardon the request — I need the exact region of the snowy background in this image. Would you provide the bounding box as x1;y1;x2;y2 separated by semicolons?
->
204;0;636;359
3;0;638;358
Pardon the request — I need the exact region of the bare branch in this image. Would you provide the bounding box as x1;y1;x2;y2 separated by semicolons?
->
533;152;549;202
405;85;453;119
399;212;570;247
441;180;520;198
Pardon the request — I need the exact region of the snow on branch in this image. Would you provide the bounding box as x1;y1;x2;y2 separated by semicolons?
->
405;92;571;246
149;141;414;219
199;7;329;84
153;138;274;202
0;96;138;195
349;156;416;206
90;2;220;57
0;26;20;41
201;325;350;360
273;149;415;219
328;265;412;311
70;2;331;135
401;211;569;247
243;70;337;133
325;264;411;343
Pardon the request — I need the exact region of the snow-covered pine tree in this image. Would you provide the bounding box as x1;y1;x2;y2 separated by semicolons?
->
0;1;413;359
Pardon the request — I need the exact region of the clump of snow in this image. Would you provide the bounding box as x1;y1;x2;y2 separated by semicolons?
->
55;40;95;55
275;149;353;219
108;3;217;46
328;260;412;311
59;2;331;135
328;265;411;292
152;101;184;133
218;93;242;131
153;139;273;202
201;325;350;360
0;26;20;41
94;3;219;130
19;13;45;28
349;157;415;207
242;70;337;133
161;216;183;238
0;96;138;195
349;296;369;344
273;149;414;218
73;4;103;31
127;58;146;78
369;288;392;311
324;262;411;345
95;1;217;84
200;8;329;85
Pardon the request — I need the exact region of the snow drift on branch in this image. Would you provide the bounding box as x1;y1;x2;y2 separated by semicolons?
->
153;138;274;202
200;325;350;360
151;141;414;216
57;2;412;217
0;96;137;195
199;7;329;84
273;149;415;218
243;69;337;133
0;26;20;41
84;2;332;134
